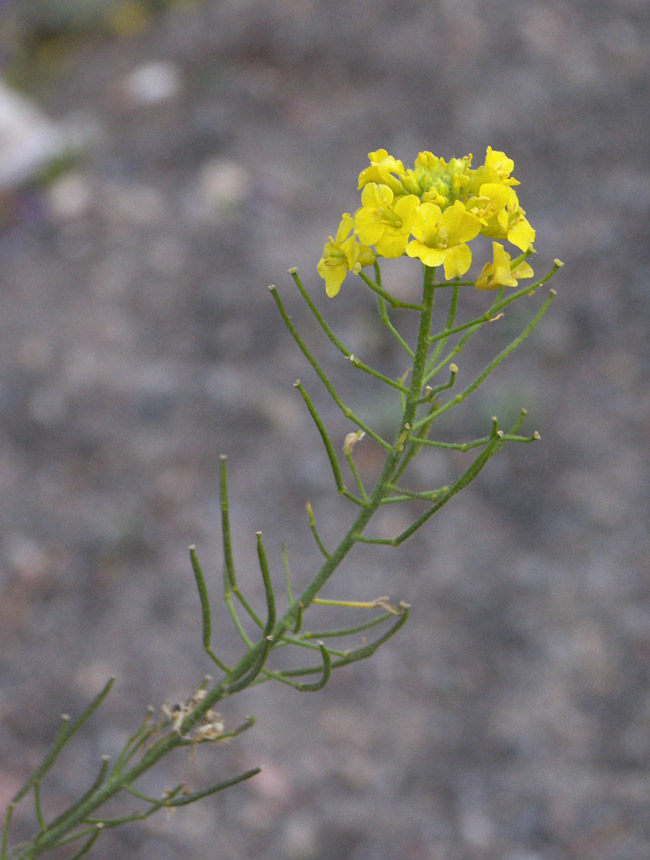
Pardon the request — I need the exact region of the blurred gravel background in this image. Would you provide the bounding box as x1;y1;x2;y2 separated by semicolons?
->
0;1;648;859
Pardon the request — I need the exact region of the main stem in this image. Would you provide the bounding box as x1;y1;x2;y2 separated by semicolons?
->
13;269;437;860
282;265;436;617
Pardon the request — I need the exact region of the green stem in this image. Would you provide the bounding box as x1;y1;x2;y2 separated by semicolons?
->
296;644;332;691
269;286;391;451
378;295;415;357
11;678;114;805
428;284;458;368
65;825;102;860
359;271;423;310
1;803;14;860
417;289;556;427
219;455;236;594
276;266;436;624
306;502;332;559
8;261;552;859
290;269;408;391
293;380;362;504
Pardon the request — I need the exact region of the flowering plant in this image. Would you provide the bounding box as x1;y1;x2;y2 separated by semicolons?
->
318;147;536;296
2;147;562;860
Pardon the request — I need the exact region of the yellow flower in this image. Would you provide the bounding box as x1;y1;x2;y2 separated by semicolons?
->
354;183;420;258
505;210;536;250
357;149;405;195
480;204;535;251
475;242;534;290
467;184;535;251
317;146;537;287
466;183;514;228
317;213;375;297
484;146;520;186
405;200;481;278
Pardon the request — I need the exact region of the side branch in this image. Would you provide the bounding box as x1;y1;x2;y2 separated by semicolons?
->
420;290;556;427
289;269;408;391
269;286;391;450
293;380;364;505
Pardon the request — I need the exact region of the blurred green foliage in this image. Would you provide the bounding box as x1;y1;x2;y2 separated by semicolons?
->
0;0;200;87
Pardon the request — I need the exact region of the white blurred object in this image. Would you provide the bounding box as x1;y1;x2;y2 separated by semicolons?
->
121;61;183;107
46;171;93;220
199;157;253;209
0;79;70;190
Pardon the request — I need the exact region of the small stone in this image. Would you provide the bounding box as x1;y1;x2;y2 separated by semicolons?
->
121;61;183;107
198;157;252;211
282;813;319;859
46;171;93;221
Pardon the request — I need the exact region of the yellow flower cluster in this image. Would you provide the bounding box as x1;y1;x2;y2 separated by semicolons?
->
318;147;535;297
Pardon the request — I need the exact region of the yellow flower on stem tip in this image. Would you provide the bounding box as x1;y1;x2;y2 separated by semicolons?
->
505;209;536;251
466;183;514;227
317;213;375;298
354;183;420;258
405;200;481;279
468;185;535;252
475;242;534;291
484;146;520;186
357;149;405;195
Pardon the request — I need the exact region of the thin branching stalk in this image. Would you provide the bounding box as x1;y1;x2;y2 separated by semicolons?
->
5;142;562;858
